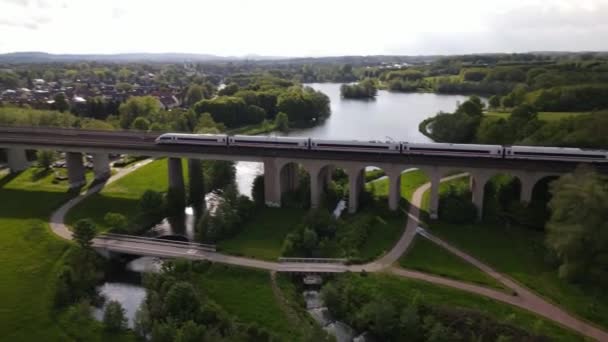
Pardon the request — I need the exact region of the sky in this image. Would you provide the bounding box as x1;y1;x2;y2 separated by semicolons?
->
0;0;607;56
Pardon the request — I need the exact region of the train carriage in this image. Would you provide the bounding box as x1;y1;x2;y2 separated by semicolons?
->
311;139;401;153
505;146;608;162
155;133;228;146
403;143;503;158
229;135;309;149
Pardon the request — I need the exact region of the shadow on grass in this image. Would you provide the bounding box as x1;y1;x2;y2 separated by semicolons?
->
0;188;71;219
30;168;52;182
0;172;20;189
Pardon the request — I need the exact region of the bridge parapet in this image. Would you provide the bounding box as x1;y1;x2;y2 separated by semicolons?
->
278;257;347;264
95;233;216;252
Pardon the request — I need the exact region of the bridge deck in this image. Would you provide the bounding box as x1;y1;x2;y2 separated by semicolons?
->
0;125;599;172
93;235;347;273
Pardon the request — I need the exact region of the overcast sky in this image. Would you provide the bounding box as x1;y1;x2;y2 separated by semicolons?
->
0;0;607;56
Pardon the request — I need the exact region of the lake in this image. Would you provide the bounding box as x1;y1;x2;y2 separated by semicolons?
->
235;83;472;197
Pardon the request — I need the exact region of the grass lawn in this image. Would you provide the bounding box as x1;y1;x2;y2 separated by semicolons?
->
65;159;185;232
485;111;589;122
400;236;505;290
0;168;133;341
334;273;585;341
367;169;430;201
195;264;302;340
344;210;406;261
218;207;307;261
419;174;608;328
428;221;608;330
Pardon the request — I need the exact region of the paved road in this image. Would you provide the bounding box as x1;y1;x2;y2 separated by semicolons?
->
50;159;154;240
394;174;608;341
48;162;608;340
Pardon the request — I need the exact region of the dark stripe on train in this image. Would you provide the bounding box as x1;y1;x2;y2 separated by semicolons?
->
158;137;172;140
512;151;606;159
315;143;395;149
177;137;223;142
409;147;494;154
232;139;305;146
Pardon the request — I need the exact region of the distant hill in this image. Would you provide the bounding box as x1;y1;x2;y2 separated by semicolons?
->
0;51;439;64
0;52;270;63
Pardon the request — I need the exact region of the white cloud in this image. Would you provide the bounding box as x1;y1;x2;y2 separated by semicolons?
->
0;0;607;55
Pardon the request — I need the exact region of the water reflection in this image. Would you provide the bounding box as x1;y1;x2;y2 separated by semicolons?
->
93;257;159;328
147;192;224;241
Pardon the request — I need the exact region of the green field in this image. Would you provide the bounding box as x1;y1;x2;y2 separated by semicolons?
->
219;207;307;260
427;221;608;330
65;159;184;232
485;111;588;122
344;210;406;261
400;236;505;290
331;273;585;341
195;264;302;340
366;169;430;201
0;168;133;341
417;174;608;329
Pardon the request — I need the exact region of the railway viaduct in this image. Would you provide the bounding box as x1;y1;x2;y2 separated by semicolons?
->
0;126;598;219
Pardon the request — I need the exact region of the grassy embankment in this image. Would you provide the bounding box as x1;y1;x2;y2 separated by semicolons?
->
485;111;589;122
218;207;307;261
369;171;505;289
329;273;586;342
194;264;305;340
0;168;134;341
420;176;608;330
65;159;183;232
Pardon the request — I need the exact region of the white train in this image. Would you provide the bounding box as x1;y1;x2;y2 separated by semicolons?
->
405;143;503;158
154;133;608;163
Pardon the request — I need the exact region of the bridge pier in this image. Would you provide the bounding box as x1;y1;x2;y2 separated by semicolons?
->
309;168;322;209
91;153;111;181
429;168;440;219
168;157;185;191
387;168;402;211
280;162;300;195
66;152;86;189
347;168;365;214
7;148;28;173
263;158;281;207
471;172;491;220
188;159;204;208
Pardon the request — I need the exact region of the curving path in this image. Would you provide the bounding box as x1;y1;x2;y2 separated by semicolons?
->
50;159;154;240
49;165;608;340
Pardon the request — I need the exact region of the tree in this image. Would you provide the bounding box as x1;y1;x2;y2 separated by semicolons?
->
104;213;128;232
175;321;206;342
275;111;289;132
546;166;608;284
119;96;161;129
185;84;204;107
103;300;127;332
488;95;501;108
73;219;96;249
251;175;265;206
164;282;201;322
137;190;165;228
131;116;150;131
53;93;70;113
36;150;56;170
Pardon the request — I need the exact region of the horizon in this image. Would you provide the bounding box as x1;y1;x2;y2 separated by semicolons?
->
1;0;607;56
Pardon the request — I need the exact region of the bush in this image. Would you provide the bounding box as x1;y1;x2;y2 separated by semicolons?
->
438;186;477;223
103;300;127;332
